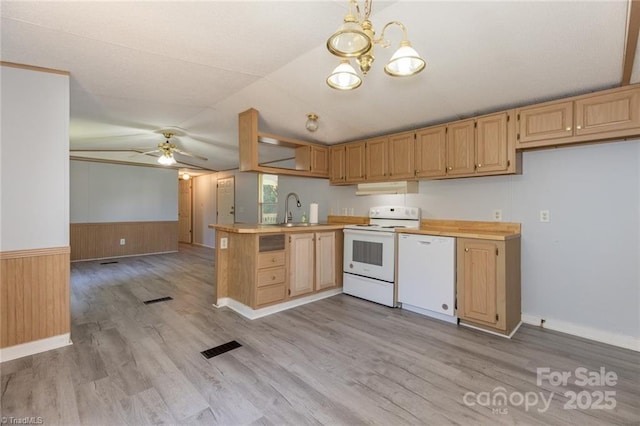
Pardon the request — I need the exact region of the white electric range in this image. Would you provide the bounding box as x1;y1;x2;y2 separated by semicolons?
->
342;206;421;307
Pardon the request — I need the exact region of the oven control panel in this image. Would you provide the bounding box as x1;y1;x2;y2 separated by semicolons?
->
369;206;420;220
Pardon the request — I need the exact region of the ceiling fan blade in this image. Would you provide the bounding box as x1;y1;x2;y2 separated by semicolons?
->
174;149;208;161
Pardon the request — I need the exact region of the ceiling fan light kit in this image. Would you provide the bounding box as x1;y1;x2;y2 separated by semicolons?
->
326;0;426;90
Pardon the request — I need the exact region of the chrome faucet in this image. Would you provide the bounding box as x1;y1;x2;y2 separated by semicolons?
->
284;192;301;223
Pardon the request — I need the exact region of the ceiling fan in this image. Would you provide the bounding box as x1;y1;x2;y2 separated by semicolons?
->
138;131;208;166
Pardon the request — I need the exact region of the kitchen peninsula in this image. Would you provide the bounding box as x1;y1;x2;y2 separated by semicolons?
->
209;222;346;319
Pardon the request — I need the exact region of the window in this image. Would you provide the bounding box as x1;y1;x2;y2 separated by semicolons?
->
259;174;278;224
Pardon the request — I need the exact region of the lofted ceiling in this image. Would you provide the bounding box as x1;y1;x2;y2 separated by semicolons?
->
1;1;638;172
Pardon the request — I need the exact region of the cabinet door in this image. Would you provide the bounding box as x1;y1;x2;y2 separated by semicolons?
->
575;88;640;136
415;125;447;178
289;233;315;297
517;101;573;146
476;112;509;173
365;137;388;181
345;142;366;183
388;131;415;179
446;119;475;176
457;239;498;326
315;232;336;290
329;146;346;184
310;146;329;176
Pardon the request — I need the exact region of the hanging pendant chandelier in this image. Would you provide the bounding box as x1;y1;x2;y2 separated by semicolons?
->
326;0;426;90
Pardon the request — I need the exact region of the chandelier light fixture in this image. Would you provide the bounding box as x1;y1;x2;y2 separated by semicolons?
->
326;0;426;90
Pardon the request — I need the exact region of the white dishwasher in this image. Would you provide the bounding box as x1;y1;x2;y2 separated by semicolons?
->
397;233;457;323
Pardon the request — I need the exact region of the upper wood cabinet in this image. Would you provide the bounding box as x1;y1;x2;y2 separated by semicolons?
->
239;108;330;178
329;145;346;184
575;88;640;136
476;112;510;173
517;101;573;145
516;86;640;149
365;136;388;181
345;142;366;183
388;131;415;179
444;111;516;178
446;119;476;176
415;125;447;178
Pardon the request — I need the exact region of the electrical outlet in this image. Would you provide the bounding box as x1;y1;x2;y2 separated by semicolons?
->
220;237;228;249
539;210;550;222
493;209;502;221
120;238;126;245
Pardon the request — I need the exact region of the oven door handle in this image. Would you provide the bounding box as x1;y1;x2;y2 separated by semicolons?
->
343;229;396;239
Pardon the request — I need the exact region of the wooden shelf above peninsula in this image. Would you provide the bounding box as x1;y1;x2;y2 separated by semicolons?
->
239;108;330;178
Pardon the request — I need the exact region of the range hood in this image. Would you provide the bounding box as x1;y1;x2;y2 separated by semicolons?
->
355;181;419;196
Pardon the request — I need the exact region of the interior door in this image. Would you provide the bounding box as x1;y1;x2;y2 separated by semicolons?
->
217;176;235;224
178;179;192;243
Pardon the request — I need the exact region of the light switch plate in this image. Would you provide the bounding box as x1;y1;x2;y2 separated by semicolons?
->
220;237;228;249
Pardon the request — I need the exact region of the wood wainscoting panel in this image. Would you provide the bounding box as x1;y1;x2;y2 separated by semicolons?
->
0;247;70;348
70;221;178;261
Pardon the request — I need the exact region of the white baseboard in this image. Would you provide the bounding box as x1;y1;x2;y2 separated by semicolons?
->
213;288;343;320
522;314;639;352
0;333;72;363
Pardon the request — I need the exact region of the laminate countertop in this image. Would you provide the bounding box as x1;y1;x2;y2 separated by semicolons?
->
210;219;521;240
208;223;345;234
398;219;521;241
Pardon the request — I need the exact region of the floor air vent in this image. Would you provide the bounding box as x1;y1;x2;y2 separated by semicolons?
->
143;296;173;305
100;261;119;265
201;340;242;359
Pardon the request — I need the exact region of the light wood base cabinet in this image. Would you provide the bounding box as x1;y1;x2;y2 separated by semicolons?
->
456;237;521;335
288;231;341;298
217;230;343;309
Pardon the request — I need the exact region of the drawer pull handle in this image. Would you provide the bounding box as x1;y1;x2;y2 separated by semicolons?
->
272;258;276;262
272;275;276;280
577;125;582;130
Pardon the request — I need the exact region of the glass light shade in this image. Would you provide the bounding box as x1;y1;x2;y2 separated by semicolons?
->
158;153;176;165
384;42;426;77
182;173;191;180
326;60;362;90
305;114;319;132
327;20;371;58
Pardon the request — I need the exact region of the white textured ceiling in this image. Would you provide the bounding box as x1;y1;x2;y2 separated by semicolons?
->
0;0;635;171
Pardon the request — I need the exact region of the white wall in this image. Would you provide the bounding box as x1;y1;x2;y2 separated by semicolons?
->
70;161;178;223
314;140;639;348
192;173;217;248
1;66;69;251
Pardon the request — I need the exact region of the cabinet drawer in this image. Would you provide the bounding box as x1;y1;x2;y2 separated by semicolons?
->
257;267;286;287
257;251;285;268
256;283;286;307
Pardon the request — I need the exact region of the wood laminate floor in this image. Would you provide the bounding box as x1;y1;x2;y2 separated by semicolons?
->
1;244;639;425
